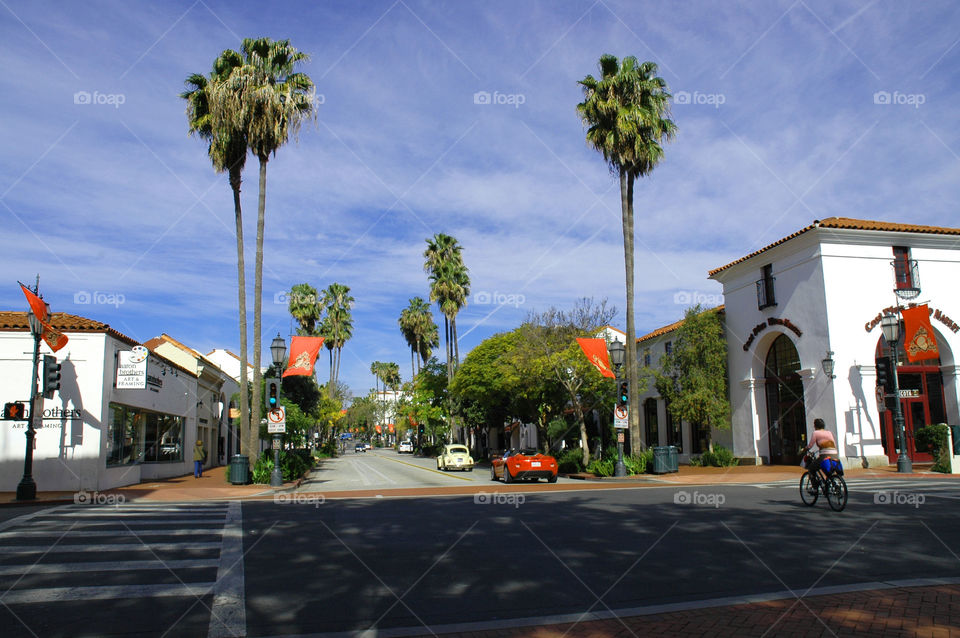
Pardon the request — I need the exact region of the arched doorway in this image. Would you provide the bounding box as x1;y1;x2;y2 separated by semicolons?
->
876;337;947;464
764;334;807;464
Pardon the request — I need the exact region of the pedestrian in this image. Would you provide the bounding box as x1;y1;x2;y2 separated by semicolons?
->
193;439;206;478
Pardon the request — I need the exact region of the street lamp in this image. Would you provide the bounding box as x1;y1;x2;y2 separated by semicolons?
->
821;351;836;380
880;312;912;473
16;307;45;501
269;333;286;487
608;340;627;478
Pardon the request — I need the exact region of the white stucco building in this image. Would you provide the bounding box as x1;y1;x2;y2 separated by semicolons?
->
637;217;960;468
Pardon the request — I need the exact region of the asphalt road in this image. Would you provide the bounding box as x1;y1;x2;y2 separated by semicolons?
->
2;473;959;637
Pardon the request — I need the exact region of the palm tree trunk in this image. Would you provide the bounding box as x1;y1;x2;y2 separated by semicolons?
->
229;167;251;459
250;156;268;460
578;403;590;468
452;317;460;369
410;347;415;380
621;169;641;455
415;336;421;374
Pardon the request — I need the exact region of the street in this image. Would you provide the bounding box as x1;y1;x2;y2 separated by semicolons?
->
2;465;960;637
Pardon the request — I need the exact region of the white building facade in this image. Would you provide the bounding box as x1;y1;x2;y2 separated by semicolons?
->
0;312;219;492
637;218;960;467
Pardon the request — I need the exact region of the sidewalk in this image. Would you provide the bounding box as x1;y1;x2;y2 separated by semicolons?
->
2;461;953;506
422;582;960;638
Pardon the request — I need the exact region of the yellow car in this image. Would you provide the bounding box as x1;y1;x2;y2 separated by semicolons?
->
437;444;474;472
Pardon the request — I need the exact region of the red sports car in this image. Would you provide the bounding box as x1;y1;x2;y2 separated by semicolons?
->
491;449;558;483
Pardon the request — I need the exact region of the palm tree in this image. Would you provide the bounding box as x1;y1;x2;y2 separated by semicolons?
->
182;49;254;457
288;282;321;335
399;305;417;379
398;297;436;378
578;54;676;452
417;312;440;369
209;37;317;459
423;234;470;381
322;283;354;395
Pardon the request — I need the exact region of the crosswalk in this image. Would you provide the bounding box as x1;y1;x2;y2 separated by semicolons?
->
751;477;960;496
0;500;245;638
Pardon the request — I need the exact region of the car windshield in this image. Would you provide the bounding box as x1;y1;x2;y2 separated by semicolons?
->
518;449;539;456
448;446;468;454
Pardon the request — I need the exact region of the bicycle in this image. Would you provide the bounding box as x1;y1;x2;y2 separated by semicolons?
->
799;451;847;511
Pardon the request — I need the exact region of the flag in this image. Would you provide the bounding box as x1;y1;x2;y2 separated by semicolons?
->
19;283;68;351
19;283;48;322
282;336;324;377
902;305;939;362
576;338;616;379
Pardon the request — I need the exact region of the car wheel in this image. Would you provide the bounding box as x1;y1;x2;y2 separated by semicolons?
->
437;460;443;471
490;465;498;481
504;466;514;484
548;474;558;483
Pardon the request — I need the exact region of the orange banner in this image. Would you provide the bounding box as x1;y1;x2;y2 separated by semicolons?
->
576;338;616;378
19;283;47;322
282;336;324;377
375;424;383;434
902;305;939;362
19;284;68;351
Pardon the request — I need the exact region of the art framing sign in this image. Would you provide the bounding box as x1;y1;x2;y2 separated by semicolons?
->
116;346;148;389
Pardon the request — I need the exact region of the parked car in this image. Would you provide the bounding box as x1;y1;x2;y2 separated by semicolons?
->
354;443;365;453
398;441;414;454
491;449;558;483
437;444;474;471
364;443;372;450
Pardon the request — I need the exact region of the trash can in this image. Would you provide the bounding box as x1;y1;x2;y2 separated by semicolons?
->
229;454;250;485
652;446;679;474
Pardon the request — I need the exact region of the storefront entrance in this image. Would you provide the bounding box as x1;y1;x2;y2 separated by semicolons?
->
764;334;807;465
877;338;945;463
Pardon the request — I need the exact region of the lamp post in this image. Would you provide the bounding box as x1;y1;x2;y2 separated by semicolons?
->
821;351;836;380
609;340;627;478
880;313;912;473
269;333;286;487
16;308;43;501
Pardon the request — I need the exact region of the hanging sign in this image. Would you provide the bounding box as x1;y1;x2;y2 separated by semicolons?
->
116;346;148;389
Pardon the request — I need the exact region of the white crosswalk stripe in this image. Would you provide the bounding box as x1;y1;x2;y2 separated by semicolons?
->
751;477;960;492
0;501;244;638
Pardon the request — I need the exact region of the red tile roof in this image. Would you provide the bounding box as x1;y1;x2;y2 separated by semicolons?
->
708;217;960;277
0;311;139;345
637;306;725;344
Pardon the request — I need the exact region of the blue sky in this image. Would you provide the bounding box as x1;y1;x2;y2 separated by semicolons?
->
2;0;958;397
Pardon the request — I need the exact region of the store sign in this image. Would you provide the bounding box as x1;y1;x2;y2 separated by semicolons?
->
116;346;148;389
864;304;960;334
742;317;803;352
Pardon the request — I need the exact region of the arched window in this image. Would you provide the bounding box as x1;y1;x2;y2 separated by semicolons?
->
764;334;806;464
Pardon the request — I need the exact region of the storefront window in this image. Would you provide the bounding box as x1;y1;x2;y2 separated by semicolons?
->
107;403;182;466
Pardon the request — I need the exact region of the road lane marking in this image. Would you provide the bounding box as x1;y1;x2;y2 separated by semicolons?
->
370;451;475;481
353;458;398;484
208;500;245;638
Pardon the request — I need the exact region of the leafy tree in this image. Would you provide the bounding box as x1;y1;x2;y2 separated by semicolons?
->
182;48;252;457
209;37;317;459
653;305;729;450
578;55;676;454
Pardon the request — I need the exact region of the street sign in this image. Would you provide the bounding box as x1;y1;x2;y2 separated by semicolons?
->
617;431;625;443
614;405;629;429
876;386;887;412
267;407;286;434
271;438;281;450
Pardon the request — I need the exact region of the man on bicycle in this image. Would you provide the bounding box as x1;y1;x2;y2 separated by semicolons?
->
803;418;838;486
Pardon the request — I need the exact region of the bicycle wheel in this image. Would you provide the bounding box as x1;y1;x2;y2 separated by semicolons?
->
799;472;819;506
825;475;848;512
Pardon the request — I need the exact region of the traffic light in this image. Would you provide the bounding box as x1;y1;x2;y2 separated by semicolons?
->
265;378;280;409
617;380;629;408
875;357;893;394
3;402;25;420
43;355;61;399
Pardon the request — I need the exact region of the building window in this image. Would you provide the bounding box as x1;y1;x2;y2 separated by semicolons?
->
643;349;651;367
892;246;919;293
756;263;776;309
664;341;672;355
665;400;682;452
644;398;659;447
107;403;184;466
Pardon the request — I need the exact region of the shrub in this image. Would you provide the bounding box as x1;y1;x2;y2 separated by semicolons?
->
624;454;647;475
558;448;585;474
688;455;703;467
915;424;950;473
586;457;615;477
711;445;738;467
252;448;314;484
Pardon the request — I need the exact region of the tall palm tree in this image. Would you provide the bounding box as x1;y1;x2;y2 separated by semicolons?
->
322;282;354;395
288;282;321;335
578;54;676;452
182;49;254;457
398;305;417;379
398;297;436;378
210;37;317;458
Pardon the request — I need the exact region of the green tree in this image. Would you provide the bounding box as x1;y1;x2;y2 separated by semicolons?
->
209;37;317;460
653;305;729;451
182;49;254;457
321;282;354;395
578;54;676;454
287;283;321;335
